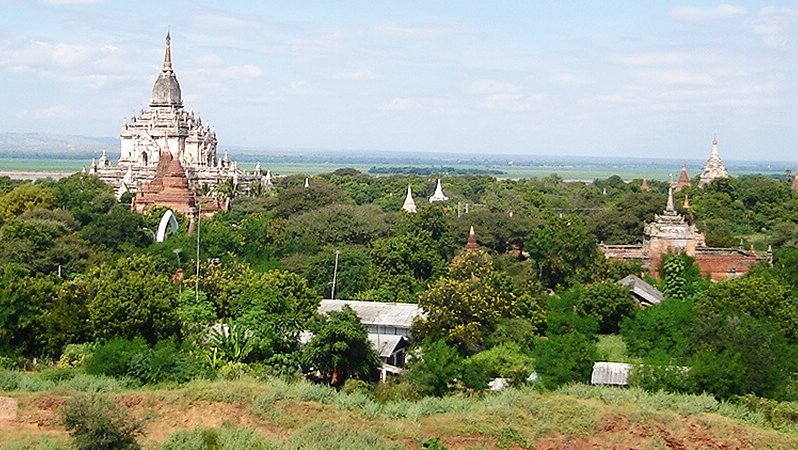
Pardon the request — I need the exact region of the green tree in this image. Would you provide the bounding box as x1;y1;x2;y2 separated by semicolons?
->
0;264;58;357
0;183;56;224
620;298;696;360
534;332;599;389
695;275;798;342
87;255;180;343
689;312;796;400
407;340;463;396
574;281;638;334
302;306;380;385
414;249;524;355
367;229;446;302
525;215;602;289
304;246;372;299
79;205;150;252
466;342;534;386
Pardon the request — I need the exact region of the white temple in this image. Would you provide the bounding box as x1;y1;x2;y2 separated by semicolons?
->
429;179;448;202
402;185;417;213
90;33;268;196
698;136;730;187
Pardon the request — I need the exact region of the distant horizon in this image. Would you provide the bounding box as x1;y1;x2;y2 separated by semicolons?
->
2;131;798;166
1;2;797;161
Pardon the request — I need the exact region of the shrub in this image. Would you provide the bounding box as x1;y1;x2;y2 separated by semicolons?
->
84;337;148;378
534;332;598;389
0;369;54;392
37;366;78;383
620;298;695;360
628;363;692;394
407;340;463;397
127;340;203;384
574;281;638;334
61;394;143;450
84;337;204;384
160;425;280;450
288;421;404;450
466;343;534;386
58;343;93;368
341;378;371;394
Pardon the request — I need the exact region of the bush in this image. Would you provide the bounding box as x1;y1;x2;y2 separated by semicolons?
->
61;394;143;450
466;343;534;386
160;425;280;450
620;298;695;360
574;281;638;334
0;369;54;391
288;421;404;450
58;343;93;368
628;363;692;394
84;338;204;384
127;340;203;384
534;333;598;389
84;338;148;379
407;340;463;397
37;366;78;383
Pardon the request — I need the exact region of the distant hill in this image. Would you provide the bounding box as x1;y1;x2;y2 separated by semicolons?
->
0;132;116;157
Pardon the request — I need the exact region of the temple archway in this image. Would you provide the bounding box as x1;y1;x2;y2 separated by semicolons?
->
141;151;148;165
156;209;179;243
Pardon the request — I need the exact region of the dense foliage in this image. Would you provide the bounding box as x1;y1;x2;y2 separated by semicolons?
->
1;169;798;405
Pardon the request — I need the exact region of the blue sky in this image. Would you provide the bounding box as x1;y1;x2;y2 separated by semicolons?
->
1;1;797;160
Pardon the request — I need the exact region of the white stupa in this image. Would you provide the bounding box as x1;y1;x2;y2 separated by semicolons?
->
429;179;448;202
304;177;310;188
402;185;417;213
698;136;730;187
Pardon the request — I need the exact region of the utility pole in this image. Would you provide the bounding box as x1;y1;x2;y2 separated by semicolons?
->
331;250;340;300
195;204;201;302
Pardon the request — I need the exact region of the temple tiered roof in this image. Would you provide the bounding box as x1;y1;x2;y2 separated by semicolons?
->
674;163;690;190
133;151;196;216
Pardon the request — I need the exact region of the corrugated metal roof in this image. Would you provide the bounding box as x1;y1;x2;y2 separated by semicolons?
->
591;362;631;386
619;275;663;305
367;334;408;358
319;299;424;329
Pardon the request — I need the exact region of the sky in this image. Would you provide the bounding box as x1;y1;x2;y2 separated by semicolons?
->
0;1;797;161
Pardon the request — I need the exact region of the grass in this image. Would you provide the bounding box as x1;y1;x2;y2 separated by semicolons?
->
596;334;642;364
2;375;798;449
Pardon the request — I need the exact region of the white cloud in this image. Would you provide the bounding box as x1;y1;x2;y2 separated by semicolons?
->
668;4;746;22
613;52;696;66
548;72;595;86
42;0;104;4
465;79;542;111
193;13;260;29
9;105;77;119
368;25;466;39
747;7;798;48
465;79;520;95
0;40;92;69
332;69;380;81
381;97;417;111
635;69;716;86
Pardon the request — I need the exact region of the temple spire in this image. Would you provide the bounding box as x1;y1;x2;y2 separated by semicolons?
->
402;184;417;213
429;178;448;202
163;31;173;71
666;186;675;213
465;225;479;250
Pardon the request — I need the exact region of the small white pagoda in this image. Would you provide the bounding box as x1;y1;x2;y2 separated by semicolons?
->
429;179;448;202
402;185;417;213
